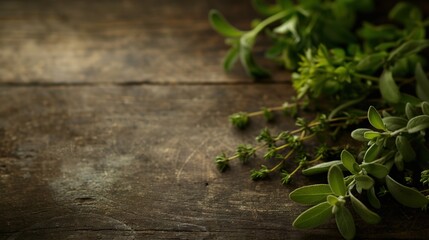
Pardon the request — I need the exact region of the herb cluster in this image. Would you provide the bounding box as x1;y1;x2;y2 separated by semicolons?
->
210;0;429;239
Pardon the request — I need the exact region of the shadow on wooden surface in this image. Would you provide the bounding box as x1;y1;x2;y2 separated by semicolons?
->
0;0;429;239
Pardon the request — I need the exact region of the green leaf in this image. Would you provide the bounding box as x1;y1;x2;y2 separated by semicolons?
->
383;116;408;131
327;195;339;206
367;187;381;209
407;115;429;133
422;102;429;115
239;43;270;78
395;136;416;162
350;192;381;224
386;175;429;208
356;52;387;73
389;2;422;25
341;150;360;174
368;106;386;130
223;45;239;72
293;202;333;229
415;63;429;101
274;15;299;42
394;152;404;171
405;102;417;119
289;184;333;205
356;175;375;190
302;160;342;176
362;163;388;179
351;128;372;142
379;70;401;103
388;40;429;62
364;143;381;163
335;206;356;240
251;0;282;16
364;131;381;140
328;165;347;196
209;10;244;38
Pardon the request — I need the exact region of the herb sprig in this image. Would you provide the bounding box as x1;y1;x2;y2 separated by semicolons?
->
210;0;429;239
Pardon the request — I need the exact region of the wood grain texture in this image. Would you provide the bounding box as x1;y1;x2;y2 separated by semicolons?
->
1;85;429;239
0;0;290;84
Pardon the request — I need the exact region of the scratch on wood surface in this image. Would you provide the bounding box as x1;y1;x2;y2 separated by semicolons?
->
175;138;208;182
6;213;136;240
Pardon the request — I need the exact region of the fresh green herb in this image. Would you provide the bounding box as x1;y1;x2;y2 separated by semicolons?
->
210;0;429;238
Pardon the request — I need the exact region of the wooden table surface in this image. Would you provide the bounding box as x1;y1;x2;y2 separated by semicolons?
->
1;1;428;239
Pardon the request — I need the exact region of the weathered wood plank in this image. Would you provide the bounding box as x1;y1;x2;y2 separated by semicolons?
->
0;85;428;239
0;0;291;84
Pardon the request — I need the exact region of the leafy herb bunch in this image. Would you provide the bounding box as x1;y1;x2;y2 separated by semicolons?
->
210;0;429;239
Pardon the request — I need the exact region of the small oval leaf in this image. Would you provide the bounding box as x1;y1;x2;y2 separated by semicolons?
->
356;175;375;190
395;136;416;162
335;206;356;240
368;106;386;130
351;128;372;142
350;192;381;224
405;102;417;120
407;115;429;133
367;187;381;209
364;143;381;163
386;175;428;208
341;150;360;174
364;131;381;140
415;63;429;101
383;116;408;131
289;184;333;205
209;10;244;38
328;165;347;196
302;160;342;176
293;202;333;229
422;102;429;116
379;70;401;103
362;163;389;179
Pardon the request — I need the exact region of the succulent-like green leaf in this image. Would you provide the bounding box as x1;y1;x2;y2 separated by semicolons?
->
350;192;381;224
407;115;429;133
422;102;429;116
302;160;342;176
405;102;417;119
389;2;422;25
388;40;429;62
362;163;388;179
328;165;347;196
364;131;381;140
379;70;401;103
335;206;356;240
327;195;339;206
251;0;282;16
239;43;270;78
367;187;381;209
386;175;429;208
289;184;333;205
394;152;404;171
364;143;381;163
293;202;333;229
209;10;244;38
351;128;372;142
341;150;360;174
383;116;408;131
223;44;239;72
356;52;387;73
415;63;429;101
395;136;416;162
356;175;375;190
368;106;386;130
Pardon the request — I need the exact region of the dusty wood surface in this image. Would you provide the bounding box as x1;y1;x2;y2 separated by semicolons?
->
1;0;429;239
